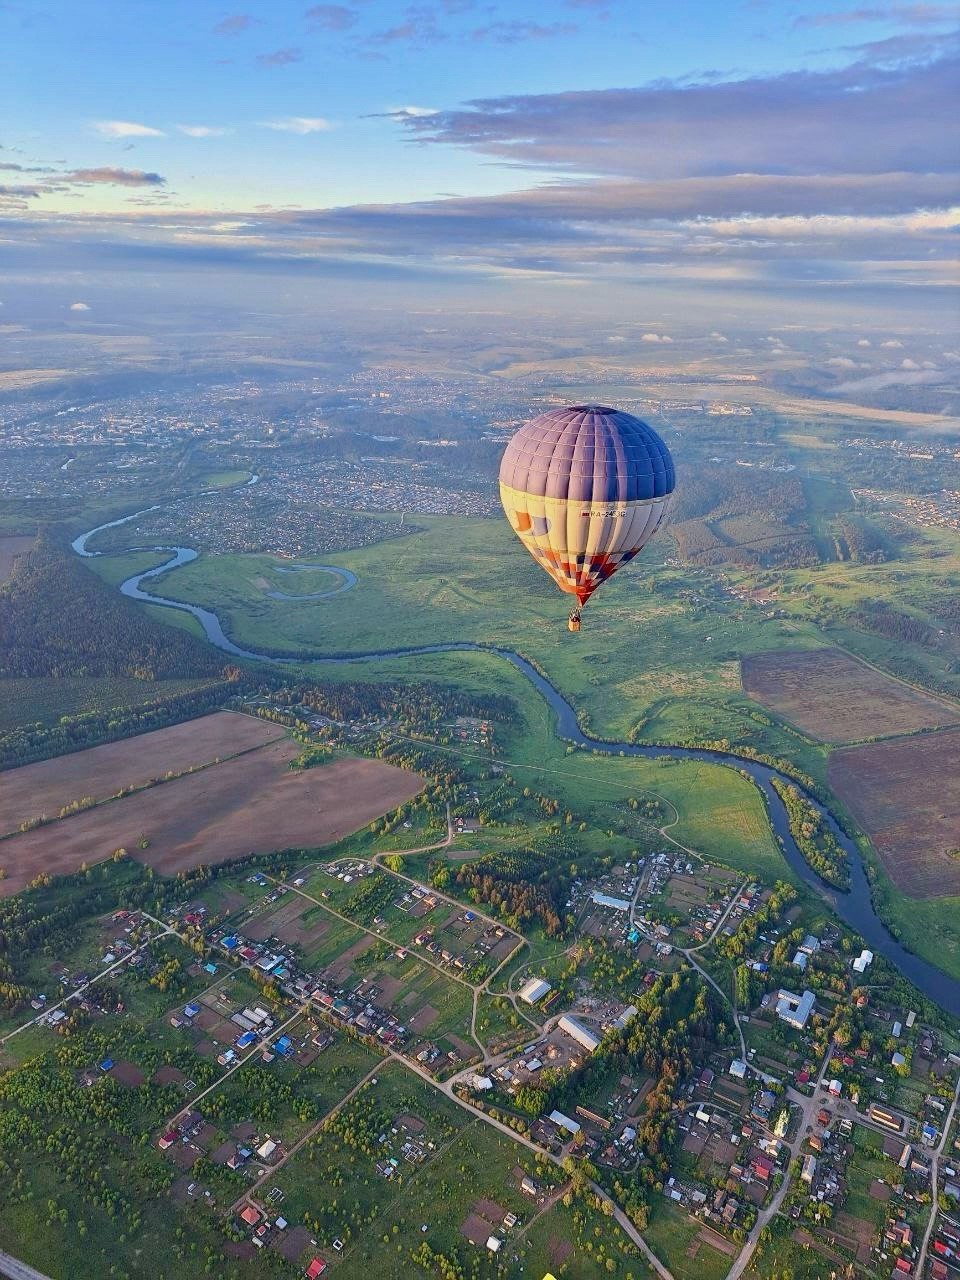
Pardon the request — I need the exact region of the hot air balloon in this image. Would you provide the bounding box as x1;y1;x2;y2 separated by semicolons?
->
498;405;675;631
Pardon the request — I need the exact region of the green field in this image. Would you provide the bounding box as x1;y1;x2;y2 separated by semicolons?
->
78;511;960;982
643;1198;734;1280
253;1060;642;1278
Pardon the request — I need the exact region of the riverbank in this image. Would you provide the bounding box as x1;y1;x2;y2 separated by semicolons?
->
70;509;960;1015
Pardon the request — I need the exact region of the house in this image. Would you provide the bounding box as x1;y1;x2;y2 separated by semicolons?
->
305;1258;327;1279
801;1155;817;1184
519;977;551;1005
774;989;815;1031
184;1003;201;1019
520;1175;539;1197
852;948;874;973
752;1154;775;1183
486;1236;502;1253
799;935;821;955
557;1015;601;1053
549;1110;581;1136
257;1138;278;1161
729;1058;748;1080
892;1051;907;1069
882;1135;912;1168
158;1130;177;1150
792;951;808;972
886;1221;913;1249
239;1206;261;1227
591;891;631;912
868;1103;905;1132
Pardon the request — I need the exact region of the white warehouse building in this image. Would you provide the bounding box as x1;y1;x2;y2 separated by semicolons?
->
558;1014;602;1053
519;977;552;1005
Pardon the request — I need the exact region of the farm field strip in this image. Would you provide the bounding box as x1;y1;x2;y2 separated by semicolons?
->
742;646;960;744
828;726;960;897
0;747;424;897
262;872;485;995
0;710;285;835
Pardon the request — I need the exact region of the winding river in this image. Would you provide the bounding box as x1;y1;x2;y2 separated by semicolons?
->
72;503;960;1015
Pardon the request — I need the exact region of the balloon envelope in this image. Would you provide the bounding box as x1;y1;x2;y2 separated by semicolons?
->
498;404;675;608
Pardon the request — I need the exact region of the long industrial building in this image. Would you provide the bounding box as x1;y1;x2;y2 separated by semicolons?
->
558;1014;601;1053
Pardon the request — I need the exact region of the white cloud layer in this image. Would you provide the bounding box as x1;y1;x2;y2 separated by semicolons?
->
260;117;333;134
94;120;165;138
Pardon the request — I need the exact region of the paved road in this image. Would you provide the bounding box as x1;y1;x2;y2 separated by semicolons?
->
0;1249;53;1280
725;1049;832;1280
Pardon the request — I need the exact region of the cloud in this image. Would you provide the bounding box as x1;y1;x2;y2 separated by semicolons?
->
827;355;858;366
256;47;303;66
386;105;438;118
177;125;229;137
213;14;253;35
881;337;904;346
398;51;959;179
69;301;90;311
370;14;446;45
832;368;946;393
306;4;357;30
901;356;920;367
468;20;577;43
67;167;165;187
260;116;333;133
857;337;872;345
641;332;672;342
796;4;960;26
710;331;729;341
94;121;165;138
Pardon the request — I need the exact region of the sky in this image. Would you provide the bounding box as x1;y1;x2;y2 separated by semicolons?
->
1;0;958;323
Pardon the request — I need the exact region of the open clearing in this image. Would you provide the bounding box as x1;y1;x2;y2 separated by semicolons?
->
829;727;960;897
741;647;959;742
0;744;423;895
0;711;284;835
0;534;34;583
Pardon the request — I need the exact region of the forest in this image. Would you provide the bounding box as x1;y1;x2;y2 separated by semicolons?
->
771;779;850;890
250;675;514;730
0;535;225;680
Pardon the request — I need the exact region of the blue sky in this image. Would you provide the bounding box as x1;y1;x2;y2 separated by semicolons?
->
1;0;957;314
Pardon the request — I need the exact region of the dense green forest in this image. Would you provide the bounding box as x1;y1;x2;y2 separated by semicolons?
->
771;779;850;889
0;535;225;680
0;681;239;771
250;676;515;728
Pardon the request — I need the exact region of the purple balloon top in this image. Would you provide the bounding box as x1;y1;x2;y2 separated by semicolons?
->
499;405;675;503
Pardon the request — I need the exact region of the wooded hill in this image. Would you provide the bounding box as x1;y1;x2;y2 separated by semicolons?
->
0;535;224;680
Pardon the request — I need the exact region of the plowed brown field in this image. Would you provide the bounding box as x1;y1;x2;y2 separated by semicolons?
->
0;737;422;895
0;711;284;835
742;647;958;743
828;727;960;897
